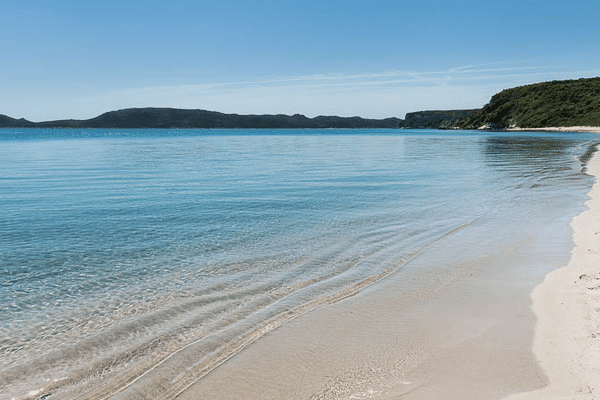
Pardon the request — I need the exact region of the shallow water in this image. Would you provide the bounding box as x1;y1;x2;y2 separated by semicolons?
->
0;129;597;399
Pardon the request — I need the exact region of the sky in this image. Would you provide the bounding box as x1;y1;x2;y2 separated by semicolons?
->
2;0;600;121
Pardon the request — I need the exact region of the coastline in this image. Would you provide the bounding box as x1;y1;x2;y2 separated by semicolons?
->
505;151;600;399
4;131;596;399
174;137;599;400
505;126;600;134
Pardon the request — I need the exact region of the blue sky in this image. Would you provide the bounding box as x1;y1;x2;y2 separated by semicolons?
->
2;0;600;121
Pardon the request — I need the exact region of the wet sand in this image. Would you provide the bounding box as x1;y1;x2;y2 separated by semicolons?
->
176;205;579;399
504;152;600;399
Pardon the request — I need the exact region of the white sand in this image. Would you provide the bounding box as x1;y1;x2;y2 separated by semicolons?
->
504;152;600;399
506;126;600;134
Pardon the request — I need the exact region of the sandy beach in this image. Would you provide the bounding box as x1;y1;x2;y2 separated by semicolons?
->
4;131;597;400
504;152;600;399
177;172;589;400
506;126;600;134
176;139;600;400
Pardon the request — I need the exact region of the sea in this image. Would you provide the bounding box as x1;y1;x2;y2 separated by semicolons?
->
0;129;598;399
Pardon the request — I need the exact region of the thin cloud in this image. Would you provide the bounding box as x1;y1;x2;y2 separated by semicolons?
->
107;64;584;100
14;63;597;121
209;64;559;87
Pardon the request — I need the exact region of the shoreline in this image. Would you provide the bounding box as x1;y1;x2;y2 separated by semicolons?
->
505;126;600;134
3;125;600;133
175;140;599;400
505;151;600;399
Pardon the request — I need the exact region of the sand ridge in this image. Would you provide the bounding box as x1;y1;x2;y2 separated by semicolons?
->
504;151;600;399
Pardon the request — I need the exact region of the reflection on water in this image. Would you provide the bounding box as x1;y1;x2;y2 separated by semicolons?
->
484;134;596;171
483;135;596;193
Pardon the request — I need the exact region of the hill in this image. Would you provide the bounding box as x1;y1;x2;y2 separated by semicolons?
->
398;110;477;129
3;77;600;131
0;114;35;128
0;108;402;129
459;77;600;129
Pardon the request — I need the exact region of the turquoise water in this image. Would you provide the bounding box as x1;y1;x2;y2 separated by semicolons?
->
0;129;597;399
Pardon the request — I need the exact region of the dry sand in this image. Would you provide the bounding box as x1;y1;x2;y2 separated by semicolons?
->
504;152;600;400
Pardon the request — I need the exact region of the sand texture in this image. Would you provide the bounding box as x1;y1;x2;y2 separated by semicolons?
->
505;152;600;399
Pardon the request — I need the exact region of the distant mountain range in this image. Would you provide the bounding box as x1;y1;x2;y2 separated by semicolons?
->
0;108;402;129
2;77;599;130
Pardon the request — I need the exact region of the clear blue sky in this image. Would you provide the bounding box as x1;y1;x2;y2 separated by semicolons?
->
2;0;600;121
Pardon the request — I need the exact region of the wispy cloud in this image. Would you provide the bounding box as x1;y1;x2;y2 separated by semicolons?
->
111;63;583;98
79;62;598;120
6;63;599;121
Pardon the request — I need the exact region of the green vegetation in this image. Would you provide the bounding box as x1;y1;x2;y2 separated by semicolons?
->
399;110;477;129
2;77;599;130
460;77;600;129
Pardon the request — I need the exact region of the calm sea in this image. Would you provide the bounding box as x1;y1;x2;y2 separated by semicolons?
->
0;129;597;399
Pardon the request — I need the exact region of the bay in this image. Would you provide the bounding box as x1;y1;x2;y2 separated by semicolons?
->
0;129;597;399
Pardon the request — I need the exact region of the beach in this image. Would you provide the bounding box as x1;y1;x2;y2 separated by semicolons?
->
177;139;600;400
504;152;600;399
2;130;598;400
507;126;600;134
177;151;600;399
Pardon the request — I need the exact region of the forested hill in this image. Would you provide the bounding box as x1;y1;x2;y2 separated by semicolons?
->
459;77;600;129
0;108;402;129
398;110;477;129
3;78;600;130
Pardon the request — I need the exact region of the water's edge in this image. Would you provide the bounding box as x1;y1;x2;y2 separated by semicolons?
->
1;130;597;399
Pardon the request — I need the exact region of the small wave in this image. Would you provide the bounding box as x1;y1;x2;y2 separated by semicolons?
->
37;219;478;400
